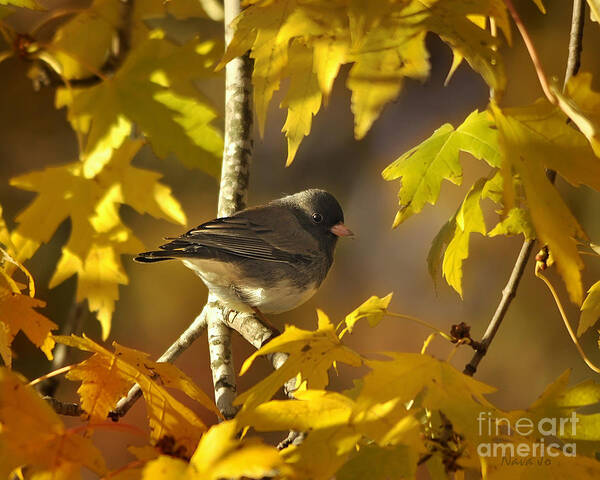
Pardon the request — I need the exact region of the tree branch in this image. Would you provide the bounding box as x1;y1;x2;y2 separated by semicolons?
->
44;396;83;416
222;312;296;397
463;240;535;376
464;0;586;376
564;0;586;88
204;0;254;419
206;297;239;419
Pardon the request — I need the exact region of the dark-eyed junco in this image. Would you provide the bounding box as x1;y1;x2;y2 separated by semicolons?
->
135;189;352;316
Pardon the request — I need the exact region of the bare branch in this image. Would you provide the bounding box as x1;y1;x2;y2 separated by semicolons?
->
564;0;586;88
464;0;587;376
463;240;534;376
207;297;239;419
43;396;83;417
222;312;296;397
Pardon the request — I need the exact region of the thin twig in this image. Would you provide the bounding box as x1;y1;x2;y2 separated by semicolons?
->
110;309;208;419
29;364;75;387
464;0;587;376
536;267;600;374
463;240;535;376
43;396;84;416
564;0;586;88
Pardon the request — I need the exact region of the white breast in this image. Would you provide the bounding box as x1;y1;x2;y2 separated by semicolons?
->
182;258;318;313
238;280;318;314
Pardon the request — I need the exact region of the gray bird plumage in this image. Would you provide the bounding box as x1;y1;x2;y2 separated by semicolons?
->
135;189;351;314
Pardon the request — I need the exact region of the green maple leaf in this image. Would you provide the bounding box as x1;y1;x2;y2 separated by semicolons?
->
441;178;487;297
382;110;499;227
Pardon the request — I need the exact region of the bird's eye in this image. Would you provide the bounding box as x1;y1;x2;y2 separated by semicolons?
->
312;212;323;223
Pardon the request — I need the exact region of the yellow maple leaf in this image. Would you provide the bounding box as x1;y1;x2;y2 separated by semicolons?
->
553;72;600;158
0;368;106;479
342;293;393;335
221;0;507;162
0;229;57;367
442;178;487;297
56;31;223;177
12;139;185;338
237;389;354;432
490;101;600;304
312;36;347;101
579;281;600;337
382;110;500;227
47;0;121;80
57;335;218;452
347;28;429;140
354;353;497;438
281;40;322;166
0;287;57;367
424;0;506;94
142;421;288;480
283;425;361;480
235;310;362;411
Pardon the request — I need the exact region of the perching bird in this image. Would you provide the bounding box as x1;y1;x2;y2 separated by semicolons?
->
134;189;352;317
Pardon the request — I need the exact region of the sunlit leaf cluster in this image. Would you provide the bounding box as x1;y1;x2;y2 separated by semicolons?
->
5;300;600;479
3;0;600;479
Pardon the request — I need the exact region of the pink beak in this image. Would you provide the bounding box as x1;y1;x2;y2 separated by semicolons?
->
330;222;354;237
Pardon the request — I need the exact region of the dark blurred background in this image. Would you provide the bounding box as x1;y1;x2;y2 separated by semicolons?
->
2;0;600;472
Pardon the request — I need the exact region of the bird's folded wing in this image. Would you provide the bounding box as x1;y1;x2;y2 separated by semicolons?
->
160;215;315;264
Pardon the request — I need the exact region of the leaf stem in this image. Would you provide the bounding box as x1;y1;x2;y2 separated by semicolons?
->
503;0;556;104
463;239;535;376
385;312;454;341
28;364;75;387
29;8;86;36
536;268;600;374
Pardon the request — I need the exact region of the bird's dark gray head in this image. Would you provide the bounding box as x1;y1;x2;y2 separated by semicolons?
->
276;189;353;241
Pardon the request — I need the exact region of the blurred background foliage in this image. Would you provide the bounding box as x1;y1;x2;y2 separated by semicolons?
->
2;0;600;469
